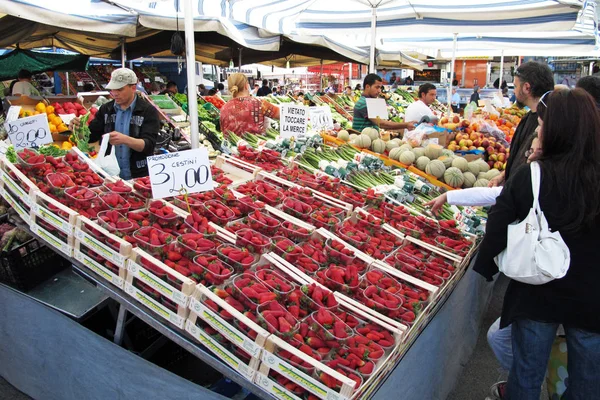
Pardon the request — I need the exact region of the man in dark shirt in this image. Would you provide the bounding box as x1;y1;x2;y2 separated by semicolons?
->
352;73;416;134
489;61;554;186
256;79;271;97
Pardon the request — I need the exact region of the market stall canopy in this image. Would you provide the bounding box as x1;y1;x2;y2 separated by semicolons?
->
106;0;280;52
115;31;368;67
230;0;584;36
0;0;138;36
380;0;599;57
0;47;90;80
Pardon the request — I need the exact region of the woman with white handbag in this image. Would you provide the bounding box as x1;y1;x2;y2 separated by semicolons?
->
473;88;600;400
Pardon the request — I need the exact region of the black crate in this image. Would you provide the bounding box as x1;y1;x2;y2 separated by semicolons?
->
0;234;71;292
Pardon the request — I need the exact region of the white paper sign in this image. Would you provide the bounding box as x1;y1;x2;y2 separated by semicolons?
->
309;106;334;131
59;114;77;126
4;114;53;149
280;104;308;139
144;78;150;83
146;148;213;199
5;106;21;123
366;98;389;120
155;77;164;83
77;81;84;86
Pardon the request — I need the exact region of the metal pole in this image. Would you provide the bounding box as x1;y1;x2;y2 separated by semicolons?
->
238;48;242;72
499;50;504;94
461;60;466;87
369;7;377;73
66;72;70;96
319;59;324;91
184;0;200;149
589;61;594;76
121;39;126;68
448;33;457;113
349;62;353;80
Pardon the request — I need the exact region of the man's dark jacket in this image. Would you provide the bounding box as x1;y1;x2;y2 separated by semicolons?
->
89;96;159;178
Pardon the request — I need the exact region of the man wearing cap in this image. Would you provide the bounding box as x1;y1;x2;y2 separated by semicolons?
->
71;68;159;179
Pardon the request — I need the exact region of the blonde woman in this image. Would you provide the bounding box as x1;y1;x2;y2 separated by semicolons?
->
219;73;280;135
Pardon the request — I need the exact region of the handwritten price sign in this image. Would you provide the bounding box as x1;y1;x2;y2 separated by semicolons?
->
308;106;334;131
3;114;53;149
146;148;213;199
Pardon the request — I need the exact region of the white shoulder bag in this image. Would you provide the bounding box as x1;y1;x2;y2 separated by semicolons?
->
494;162;570;285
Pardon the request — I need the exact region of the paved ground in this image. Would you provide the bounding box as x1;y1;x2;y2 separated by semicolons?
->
0;376;31;400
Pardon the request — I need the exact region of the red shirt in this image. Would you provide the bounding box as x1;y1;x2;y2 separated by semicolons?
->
219;96;278;135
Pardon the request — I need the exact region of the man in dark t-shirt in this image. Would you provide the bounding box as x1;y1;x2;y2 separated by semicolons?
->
256;79;271;97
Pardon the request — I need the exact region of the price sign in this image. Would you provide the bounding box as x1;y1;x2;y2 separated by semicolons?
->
146;148;213;199
365;98;389;120
308;106;334;131
280;104;308;139
144;78;150;83
3;114;53;149
5;106;21;123
155;76;164;83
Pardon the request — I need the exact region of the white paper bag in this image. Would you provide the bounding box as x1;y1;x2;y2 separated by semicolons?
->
95;133;121;177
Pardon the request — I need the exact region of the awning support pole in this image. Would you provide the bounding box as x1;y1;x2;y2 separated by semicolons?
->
184;0;199;149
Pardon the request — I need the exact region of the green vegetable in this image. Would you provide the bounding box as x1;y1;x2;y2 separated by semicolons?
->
72;113;91;153
5;145;16;163
39;145;67;157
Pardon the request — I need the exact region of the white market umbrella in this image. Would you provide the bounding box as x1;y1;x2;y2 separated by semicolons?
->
231;0;584;72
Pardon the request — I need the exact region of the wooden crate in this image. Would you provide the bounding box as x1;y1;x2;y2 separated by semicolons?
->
0;158;37;209
124;248;195;329
0;184;31;225
256;334;358;400
214;155;259;185
74;216;132;289
185;284;270;381
29;221;74;258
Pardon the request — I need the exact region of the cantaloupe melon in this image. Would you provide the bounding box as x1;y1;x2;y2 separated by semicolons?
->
362;127;380;141
349;133;358;142
416;156;430;170
371;139;386;154
463;172;476;188
467;161;481;175
474;178;490;187
477;159;491;172
399;151;416;165
337;130;350;142
424;144;443;160
444;167;464;188
442;149;454;158
425;159;446;178
389;147;403;161
386;139;401;152
438;156;453;168
399;143;413;152
486;169;501;180
452;157;469;172
412;147;426;159
353;134;371;149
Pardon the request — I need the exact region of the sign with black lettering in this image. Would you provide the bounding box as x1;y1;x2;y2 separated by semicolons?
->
146;148;213;199
3;114;53;149
308;106;334;131
280;104;308;139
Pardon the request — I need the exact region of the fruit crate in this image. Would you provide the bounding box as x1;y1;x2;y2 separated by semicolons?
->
65;147;111;180
0;184;31;226
214;155;261;185
30;191;78;237
73;216;132;289
124;248;196;329
185;284;270;382
0;158;38;221
0;215;71;292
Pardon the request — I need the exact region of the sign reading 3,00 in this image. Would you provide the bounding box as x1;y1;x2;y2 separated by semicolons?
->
146;148;213;199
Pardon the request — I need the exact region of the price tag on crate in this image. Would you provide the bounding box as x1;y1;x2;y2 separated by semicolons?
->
146;148;213;199
4;114;53;149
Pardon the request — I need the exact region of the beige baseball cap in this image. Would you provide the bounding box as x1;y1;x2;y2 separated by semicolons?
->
105;68;138;90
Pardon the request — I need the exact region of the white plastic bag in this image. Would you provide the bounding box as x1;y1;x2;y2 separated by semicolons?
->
403;123;437;147
95;133;121;177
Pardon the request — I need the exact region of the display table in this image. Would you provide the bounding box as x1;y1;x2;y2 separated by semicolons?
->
0;261;493;400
